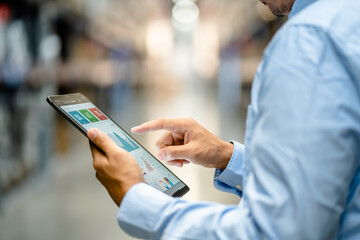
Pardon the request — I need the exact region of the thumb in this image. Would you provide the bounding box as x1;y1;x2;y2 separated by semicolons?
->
88;128;118;155
157;145;192;162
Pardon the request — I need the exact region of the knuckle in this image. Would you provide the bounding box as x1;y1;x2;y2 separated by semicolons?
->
156;118;164;124
93;161;101;171
184;117;195;126
166;148;175;159
96;135;106;147
165;131;174;141
95;172;100;180
155;141;162;150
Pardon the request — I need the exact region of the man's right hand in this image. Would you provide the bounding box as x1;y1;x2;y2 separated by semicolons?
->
131;118;233;170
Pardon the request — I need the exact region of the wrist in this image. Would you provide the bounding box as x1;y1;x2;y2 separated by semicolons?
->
117;181;143;206
217;141;234;171
116;173;145;206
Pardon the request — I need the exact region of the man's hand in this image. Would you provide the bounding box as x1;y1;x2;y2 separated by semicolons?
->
131;118;233;170
88;128;144;206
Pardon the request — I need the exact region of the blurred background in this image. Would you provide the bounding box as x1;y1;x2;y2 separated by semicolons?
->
0;0;286;239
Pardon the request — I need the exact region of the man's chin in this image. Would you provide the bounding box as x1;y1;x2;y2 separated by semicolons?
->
266;4;287;17
259;0;289;17
272;9;288;17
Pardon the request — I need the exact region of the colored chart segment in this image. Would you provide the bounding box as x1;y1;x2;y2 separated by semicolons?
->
89;107;108;120
141;157;154;172
109;132;139;152
159;180;170;189
79;109;99;122
69;111;90;125
164;177;174;186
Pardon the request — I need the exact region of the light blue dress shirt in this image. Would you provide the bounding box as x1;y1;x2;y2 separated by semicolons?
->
117;0;360;239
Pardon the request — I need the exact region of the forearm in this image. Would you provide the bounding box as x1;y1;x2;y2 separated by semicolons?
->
118;183;259;240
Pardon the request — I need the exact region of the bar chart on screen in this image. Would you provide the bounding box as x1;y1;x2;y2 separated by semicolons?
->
137;155;178;191
108;131;140;152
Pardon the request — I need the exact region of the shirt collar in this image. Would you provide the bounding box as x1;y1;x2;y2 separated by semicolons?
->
289;0;318;18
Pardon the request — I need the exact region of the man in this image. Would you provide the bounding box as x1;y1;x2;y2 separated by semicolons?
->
87;0;360;239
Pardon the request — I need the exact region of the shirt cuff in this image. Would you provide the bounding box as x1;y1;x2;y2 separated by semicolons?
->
117;182;175;239
213;141;244;197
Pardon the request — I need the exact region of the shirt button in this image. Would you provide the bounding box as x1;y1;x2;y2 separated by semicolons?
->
235;184;242;191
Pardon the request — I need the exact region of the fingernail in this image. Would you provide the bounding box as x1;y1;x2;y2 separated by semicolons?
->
131;126;138;131
88;129;97;140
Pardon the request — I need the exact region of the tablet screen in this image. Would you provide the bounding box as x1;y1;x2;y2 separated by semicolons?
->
60;101;186;195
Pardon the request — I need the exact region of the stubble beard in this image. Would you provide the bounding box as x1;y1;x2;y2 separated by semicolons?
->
261;0;294;17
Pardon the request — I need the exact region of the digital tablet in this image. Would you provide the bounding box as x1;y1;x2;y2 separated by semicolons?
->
47;93;189;197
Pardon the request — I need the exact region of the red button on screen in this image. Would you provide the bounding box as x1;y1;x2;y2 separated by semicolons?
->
89;108;108;120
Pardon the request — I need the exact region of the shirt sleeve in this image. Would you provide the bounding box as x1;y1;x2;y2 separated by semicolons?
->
118;183;260;240
213;141;245;197
118;24;358;240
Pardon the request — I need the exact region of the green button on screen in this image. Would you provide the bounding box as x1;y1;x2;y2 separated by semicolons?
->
79;109;99;123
